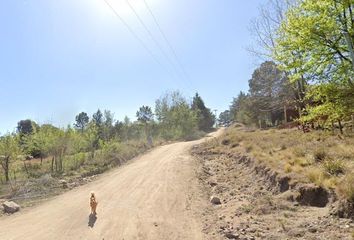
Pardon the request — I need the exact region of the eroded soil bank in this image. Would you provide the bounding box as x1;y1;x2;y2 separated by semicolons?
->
193;136;354;240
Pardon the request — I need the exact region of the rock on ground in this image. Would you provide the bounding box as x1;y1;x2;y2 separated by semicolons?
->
210;196;221;205
2;201;20;214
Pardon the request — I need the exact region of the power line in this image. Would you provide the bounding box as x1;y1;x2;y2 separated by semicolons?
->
125;0;183;81
103;0;176;83
142;0;196;92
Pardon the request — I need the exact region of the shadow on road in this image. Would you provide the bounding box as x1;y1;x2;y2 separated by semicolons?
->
88;213;97;228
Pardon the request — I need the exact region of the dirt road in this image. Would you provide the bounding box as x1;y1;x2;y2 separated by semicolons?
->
0;131;221;240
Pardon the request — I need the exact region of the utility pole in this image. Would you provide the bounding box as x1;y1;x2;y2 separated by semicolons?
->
213;109;218;128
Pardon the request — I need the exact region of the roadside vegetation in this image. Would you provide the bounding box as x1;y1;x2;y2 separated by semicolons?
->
195;125;354;239
216;0;354;216
0;91;215;204
219;0;353;132
214;125;354;202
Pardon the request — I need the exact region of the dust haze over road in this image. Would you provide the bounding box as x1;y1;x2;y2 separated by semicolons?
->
0;130;223;240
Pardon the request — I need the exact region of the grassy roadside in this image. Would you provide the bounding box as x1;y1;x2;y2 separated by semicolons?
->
0;139;164;213
205;124;354;203
0;129;208;214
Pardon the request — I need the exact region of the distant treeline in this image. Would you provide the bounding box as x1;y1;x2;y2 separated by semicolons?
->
0;91;215;182
219;0;354;132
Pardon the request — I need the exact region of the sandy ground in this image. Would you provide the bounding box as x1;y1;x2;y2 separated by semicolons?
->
0;131;222;240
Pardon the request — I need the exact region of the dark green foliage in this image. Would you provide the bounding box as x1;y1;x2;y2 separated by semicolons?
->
155;91;199;140
74;112;89;132
218;110;232;126
229;62;296;127
92;109;103;127
17;119;36;135
136;106;154;123
191;93;215;131
0;134;20;181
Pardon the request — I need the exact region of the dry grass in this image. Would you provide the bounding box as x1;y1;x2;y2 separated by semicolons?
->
337;175;354;202
207;125;354;202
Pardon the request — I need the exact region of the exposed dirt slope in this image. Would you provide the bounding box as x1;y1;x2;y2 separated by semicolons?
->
193;140;354;240
0;131;222;240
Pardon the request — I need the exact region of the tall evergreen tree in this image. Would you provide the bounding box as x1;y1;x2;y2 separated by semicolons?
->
191;93;215;131
74;112;89;133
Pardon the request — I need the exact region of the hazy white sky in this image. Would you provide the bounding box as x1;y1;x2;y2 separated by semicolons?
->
0;0;263;133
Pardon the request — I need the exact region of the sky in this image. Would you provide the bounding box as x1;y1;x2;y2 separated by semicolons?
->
0;0;264;134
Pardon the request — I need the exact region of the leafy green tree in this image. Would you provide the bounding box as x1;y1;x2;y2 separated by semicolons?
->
275;0;353;85
248;61;294;125
46;129;72;173
274;0;354;130
218;110;232;126
155;91;198;140
84;122;100;158
191;93;215;131
92;109;103;127
34;124;60;163
74;112;89;133
103;110;115;141
301;83;354;133
136;106;154;124
113;120;124;140
232;93;257;125
136;105;154;141
0;134;21;181
230;91;247;120
17;119;37;135
229;62;295;127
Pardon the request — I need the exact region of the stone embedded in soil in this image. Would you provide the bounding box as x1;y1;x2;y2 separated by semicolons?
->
2;201;20;214
208;181;218;187
224;232;239;239
59;179;68;189
210;196;222;205
288;228;306;237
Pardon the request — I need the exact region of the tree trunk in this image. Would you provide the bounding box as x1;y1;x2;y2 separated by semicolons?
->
284;105;287;123
51;156;54;172
352;115;354;132
23;160;29;176
338;119;343;135
331;121;335;135
4;157;9;182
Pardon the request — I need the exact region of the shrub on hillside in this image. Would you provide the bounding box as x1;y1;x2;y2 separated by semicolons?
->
337;175;354;203
313;148;327;162
322;159;345;176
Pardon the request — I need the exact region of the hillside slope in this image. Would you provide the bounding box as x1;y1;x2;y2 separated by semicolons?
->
193;126;354;239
